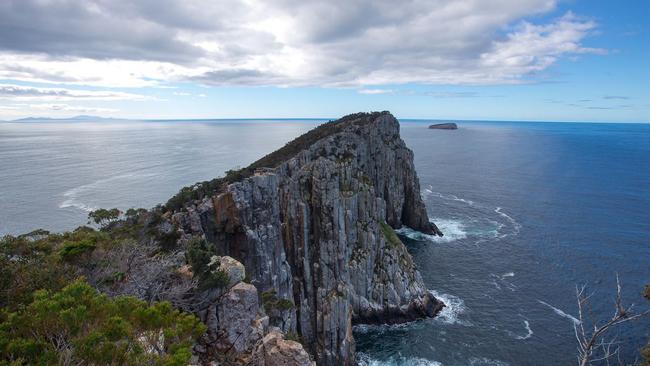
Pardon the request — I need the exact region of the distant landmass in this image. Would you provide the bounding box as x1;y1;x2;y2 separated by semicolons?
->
428;122;458;130
11;115;121;122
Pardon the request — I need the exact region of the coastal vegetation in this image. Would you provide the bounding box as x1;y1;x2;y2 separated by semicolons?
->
0;280;204;366
0;214;206;365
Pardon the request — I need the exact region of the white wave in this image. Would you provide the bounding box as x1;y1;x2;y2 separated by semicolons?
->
60;185;99;212
538;300;580;325
501;272;515;279
352;320;422;335
469;357;509;366
494;207;522;236
59;172;155;213
357;352;443;366
424;187;474;206
396;219;467;243
429;290;470;326
515;320;533;340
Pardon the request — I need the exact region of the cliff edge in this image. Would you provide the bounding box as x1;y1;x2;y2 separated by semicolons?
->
171;111;444;365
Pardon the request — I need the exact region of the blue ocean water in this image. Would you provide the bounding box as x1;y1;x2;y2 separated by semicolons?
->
0;119;648;365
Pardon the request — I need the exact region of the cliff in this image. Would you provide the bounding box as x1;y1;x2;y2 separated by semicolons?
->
170;111;444;365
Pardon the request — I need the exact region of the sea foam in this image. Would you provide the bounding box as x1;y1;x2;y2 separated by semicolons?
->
538;300;580;325
357;352;443;366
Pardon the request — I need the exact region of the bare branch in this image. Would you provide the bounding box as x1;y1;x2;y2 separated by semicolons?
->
575;274;649;366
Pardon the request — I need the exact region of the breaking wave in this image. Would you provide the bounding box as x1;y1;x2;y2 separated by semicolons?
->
59;172;156;213
429;289;471;326
515;320;533;340
468;357;510;366
396;219;467;243
357;352;443;366
494;207;521;236
538;300;580;325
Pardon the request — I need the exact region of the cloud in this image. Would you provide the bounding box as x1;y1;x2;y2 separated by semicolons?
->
603;95;630;100
0;0;604;88
0;103;117;117
26;103;118;113
358;89;393;95
0;84;151;101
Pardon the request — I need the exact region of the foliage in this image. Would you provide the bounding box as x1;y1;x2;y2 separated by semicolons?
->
88;208;122;228
261;288;294;313
185;238;229;290
165;112;387;211
0;227;119;310
379;221;402;249
260;288;294;329
0;279;205;366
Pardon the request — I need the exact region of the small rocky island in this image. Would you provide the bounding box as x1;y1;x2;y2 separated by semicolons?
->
1;112;444;366
429;122;458;130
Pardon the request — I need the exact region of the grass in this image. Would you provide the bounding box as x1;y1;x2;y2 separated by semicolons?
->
379;221;402;249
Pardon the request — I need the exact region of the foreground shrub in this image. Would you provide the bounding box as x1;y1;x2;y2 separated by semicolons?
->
0;280;205;366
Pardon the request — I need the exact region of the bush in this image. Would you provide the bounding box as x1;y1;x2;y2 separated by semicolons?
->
185;238;229;290
379;221;402;249
88;208;122;229
58;240;96;260
0;279;205;366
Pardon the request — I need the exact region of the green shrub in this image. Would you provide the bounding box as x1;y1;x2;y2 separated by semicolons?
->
261;288;294;313
58;240;96;260
0;279;205;366
185;238;229;290
379;221;402;249
88;208;122;229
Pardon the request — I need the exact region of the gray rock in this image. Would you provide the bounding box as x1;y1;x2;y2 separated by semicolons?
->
175;112;444;365
203;282;265;356
210;255;246;289
249;330;314;366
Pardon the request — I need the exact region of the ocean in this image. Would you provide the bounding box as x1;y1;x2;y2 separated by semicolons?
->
1;119;648;365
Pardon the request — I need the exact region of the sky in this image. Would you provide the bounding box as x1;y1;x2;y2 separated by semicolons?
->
0;0;648;122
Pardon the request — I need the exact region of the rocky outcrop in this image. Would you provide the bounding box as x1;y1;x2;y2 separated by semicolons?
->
428;122;458;130
249;330;314;366
173;112;444;365
192;257;312;366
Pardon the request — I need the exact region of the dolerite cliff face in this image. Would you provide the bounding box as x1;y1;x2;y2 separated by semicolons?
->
172;112;444;365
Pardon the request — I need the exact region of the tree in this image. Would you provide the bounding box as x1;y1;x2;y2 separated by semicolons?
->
574;275;649;366
88;208;122;229
0;279;205;366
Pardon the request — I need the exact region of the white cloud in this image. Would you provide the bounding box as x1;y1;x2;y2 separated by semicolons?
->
358;89;393;95
27;104;118;113
0;103;118;118
0;0;604;88
0;83;152;101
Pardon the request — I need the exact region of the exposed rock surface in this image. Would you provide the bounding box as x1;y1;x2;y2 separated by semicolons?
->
249;330;315;366
172;112;444;365
210;255;246;288
428;122;458;130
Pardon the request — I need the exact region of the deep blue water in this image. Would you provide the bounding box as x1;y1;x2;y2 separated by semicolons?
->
1;119;648;365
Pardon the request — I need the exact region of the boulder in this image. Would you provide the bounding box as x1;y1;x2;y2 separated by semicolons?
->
249;330;314;366
209;255;245;288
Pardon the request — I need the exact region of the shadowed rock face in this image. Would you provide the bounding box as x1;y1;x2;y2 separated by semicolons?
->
173;112;444;365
